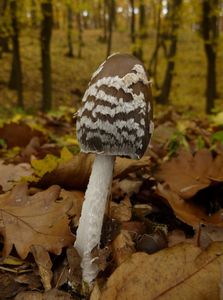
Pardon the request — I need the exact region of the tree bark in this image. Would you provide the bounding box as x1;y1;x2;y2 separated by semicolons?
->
106;0;115;57
66;3;74;57
136;0;146;60
129;0;136;44
77;10;83;58
102;0;108;42
31;0;37;28
8;0;24;109
157;0;182;104
202;0;219;114
0;0;9;58
40;0;53;112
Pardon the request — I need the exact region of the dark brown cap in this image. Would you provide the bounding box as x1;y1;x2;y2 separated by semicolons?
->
76;53;153;159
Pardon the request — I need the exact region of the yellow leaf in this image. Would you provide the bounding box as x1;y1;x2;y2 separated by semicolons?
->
212;112;223;125
60;147;74;162
31;154;59;178
0;256;24;266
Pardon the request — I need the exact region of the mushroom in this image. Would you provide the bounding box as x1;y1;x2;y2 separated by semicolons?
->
74;53;153;285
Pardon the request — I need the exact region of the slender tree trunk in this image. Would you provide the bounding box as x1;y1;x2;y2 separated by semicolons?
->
102;0;108;42
157;0;182;104
40;0;53;112
202;0;219;114
148;0;163;88
66;3;74;57
31;0;37;28
8;0;24;109
77;9;83;58
0;0;8;58
106;0;115;57
136;0;146;60
129;0;136;44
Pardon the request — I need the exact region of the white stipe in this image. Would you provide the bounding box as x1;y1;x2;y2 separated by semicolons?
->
74;155;115;284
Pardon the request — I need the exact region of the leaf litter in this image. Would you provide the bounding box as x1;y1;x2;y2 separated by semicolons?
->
0;109;223;299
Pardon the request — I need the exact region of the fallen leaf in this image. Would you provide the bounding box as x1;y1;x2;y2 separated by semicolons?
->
109;196;132;222
156;183;223;227
155;149;213;199
220;262;223;300
101;242;223;300
37;153;93;190
15;289;75;300
199;225;223;249
31;245;53;291
0;122;45;148
60;189;84;226
0;160;33;192
90;282;102;300
114;156;150;180
36;153;149;191
112;230;135;266
0;272;24;299
0;183;74;259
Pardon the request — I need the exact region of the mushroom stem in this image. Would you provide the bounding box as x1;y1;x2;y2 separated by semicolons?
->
74;154;115;284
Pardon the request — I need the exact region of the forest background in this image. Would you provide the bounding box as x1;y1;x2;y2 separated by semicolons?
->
0;0;223;115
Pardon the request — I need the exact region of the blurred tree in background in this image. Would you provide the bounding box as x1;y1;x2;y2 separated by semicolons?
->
0;0;222;113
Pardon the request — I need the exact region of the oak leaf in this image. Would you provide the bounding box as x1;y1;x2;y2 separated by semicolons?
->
156;183;223;227
155;149;223;199
0;160;33;192
0;183;74;259
101;242;223;300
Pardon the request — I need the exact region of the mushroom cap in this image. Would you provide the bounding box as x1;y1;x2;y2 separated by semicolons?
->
76;53;153;159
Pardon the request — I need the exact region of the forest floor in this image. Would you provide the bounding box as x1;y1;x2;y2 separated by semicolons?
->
0;28;223;116
0;106;223;299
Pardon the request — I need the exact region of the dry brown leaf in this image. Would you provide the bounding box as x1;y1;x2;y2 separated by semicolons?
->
31;245;53;291
199;225;223;249
0;160;33;192
112;230;135;266
101;242;223;300
0;272;24;299
0;122;45;148
156;183;223;227
37;153;93;190
0;183;74;259
15;289;75;300
114;156;150;180
155;149;213;199
90;282;102;300
60;189;84;226
168;230;195;247
37;153;150;191
109;196;132;222
220;262;223;300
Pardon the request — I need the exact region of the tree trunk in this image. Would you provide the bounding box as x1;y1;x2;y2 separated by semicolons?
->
106;0;115;57
135;0;145;60
31;0;37;28
0;0;8;58
77;9;83;58
157;0;182;104
66;3;74;57
8;0;24;109
40;0;53;112
148;0;163;89
102;0;108;42
129;0;136;44
202;0;219;114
